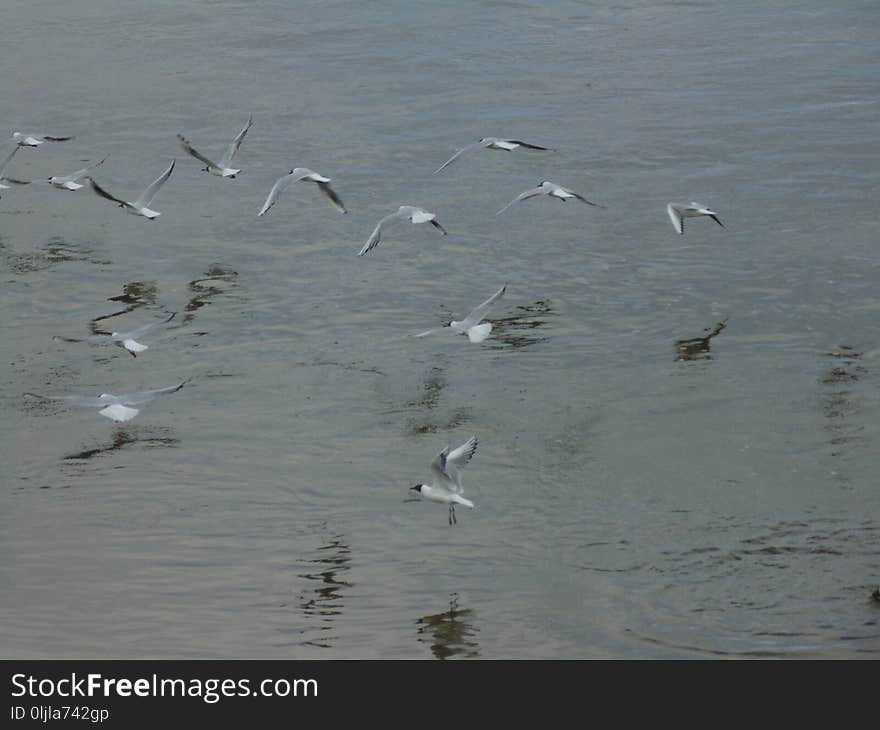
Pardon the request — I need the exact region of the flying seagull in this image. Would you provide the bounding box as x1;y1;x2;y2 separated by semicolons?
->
666;202;725;235
416;285;506;344
409;435;479;525
177;115;253;178
87;159;175;219
54;311;177;357
108;311;177;357
433;137;552;174
48;156;108;190
28;381;188;423
496;180;600;215
257;168;346;216
13;131;74;147
358;206;447;256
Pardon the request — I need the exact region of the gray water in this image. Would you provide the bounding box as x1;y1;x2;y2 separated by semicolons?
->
2;0;879;659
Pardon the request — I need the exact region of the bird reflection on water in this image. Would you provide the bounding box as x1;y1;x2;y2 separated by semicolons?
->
415;593;480;660
485;299;554;350
674;318;728;362
63;426;179;461
184;265;240;324
297;535;353;649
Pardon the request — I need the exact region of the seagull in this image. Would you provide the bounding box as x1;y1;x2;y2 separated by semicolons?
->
13;131;74;147
54;312;177;356
0;145;30;191
177;115;253;178
108;311;177;357
433;137;553;174
28;381;188;423
666;202;724;235
48;156;108;190
257;168;346;216
87;159;175;219
409;435;478;525
416;285;506;344
358;206;447;256
496;180;600;215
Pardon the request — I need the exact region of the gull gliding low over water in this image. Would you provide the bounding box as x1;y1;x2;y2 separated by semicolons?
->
433;137;553;174
257;168;346;216
108;311;177;357
416;285;507;343
87;159;175;219
177;115;253;178
410;435;479;525
54;311;177;357
48;156;108;190
28;381;189;423
666;202;724;235
496;181;600;215
13;131;74;147
358;206;447;256
0;145;30;192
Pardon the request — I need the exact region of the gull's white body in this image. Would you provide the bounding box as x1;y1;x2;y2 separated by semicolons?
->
257;167;346;216
177;115;253;178
13;131;74;147
666;202;724;235
87;159;175;219
411;436;479;524
496;180;600;215
433;137;552;174
358;205;447;255
416;285;506;344
0;145;30;190
36;381;188;423
48;156;107;190
108;311;176;357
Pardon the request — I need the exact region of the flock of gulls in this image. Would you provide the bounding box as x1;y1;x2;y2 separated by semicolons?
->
8;122;725;525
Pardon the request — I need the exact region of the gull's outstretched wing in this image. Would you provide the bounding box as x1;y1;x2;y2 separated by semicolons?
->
58;156;108;183
458;285;506;330
432;140;487;175
42;135;74;142
496;187;545;215
88;177;133;209
118;380;188;406
117;311;177;340
430;445;454;488
0;145;21;175
436;435;478;493
446;435;478;470
134;159;175;209
219;115;253;168
49;394;115;408
667;204;684;235
358;211;403;256
570;190;600;207
178;134;220;170
316;181;346;213
257;171;302;217
505;140;552;150
415;326;448;338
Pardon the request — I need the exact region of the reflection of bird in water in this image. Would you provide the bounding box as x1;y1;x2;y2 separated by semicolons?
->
298;536;352;649
416;594;480;660
63;426;178;460
184;265;239;323
486;299;554;350
675;318;727;361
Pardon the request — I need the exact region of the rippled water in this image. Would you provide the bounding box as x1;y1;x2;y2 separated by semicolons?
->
2;0;879;658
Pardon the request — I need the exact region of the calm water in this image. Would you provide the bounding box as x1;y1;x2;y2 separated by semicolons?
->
2;0;879;658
